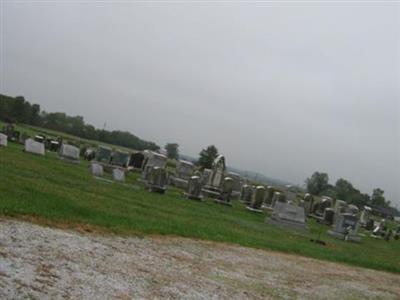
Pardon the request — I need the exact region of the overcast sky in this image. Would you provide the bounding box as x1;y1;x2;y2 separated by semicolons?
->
1;1;399;205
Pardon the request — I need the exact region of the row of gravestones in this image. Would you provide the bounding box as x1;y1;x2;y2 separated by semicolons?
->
11;136;127;183
90;163;125;182
17;137;81;163
308;196;387;242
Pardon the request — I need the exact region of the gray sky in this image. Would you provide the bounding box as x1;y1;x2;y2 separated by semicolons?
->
1;1;399;206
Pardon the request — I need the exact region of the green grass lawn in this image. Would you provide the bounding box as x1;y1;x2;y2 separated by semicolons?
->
1;141;399;274
0;120;134;152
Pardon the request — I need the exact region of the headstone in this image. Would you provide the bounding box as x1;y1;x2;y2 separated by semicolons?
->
34;135;45;143
184;175;203;201
285;185;297;203
0;133;7;147
141;165;153;183
170;160;195;189
227;172;242;198
215;177;233;205
365;219;375;231
142;151;168;169
59;144;80;163
264;186;274;207
334;200;347;214
19;132;29;144
303;193;314;216
48;140;60;152
24;138;45;155
176;160;195;181
84;148;95;161
148;166;167;193
267;202;308;231
347;204;359;216
240;184;253;205
207;155;226;188
271;191;285;207
328;213;360;242
201;169;211;186
203;155;227;199
247;186;265;213
112;150;130;168
129;152;145;169
96;146;112;164
112;168;125;181
360;206;372;228
323;208;335;225
90;163;104;177
314;196;333;216
371;219;387;237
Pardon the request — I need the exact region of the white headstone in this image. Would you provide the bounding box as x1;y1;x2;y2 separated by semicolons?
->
112;168;125;181
24;138;45;155
0;133;7;147
59;144;80;161
267;202;308;231
90;163;104;177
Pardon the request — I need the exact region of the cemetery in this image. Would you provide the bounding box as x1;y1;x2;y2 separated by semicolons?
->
0;122;399;276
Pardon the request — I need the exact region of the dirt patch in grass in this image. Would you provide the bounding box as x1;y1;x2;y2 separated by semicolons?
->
0;217;399;299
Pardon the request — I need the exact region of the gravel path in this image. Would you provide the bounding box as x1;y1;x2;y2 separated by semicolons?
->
0;218;399;299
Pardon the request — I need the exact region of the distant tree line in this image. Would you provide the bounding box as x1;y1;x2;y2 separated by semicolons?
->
0;94;159;151
305;171;392;208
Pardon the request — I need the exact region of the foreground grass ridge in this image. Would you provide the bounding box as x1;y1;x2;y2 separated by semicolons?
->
0;141;399;274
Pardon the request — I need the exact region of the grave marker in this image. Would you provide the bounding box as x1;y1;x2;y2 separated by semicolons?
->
24;138;45;156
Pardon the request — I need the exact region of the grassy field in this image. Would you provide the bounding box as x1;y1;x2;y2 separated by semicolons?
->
1;138;399;274
0;120;135;152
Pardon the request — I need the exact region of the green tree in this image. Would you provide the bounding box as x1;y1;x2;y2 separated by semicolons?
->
30;104;41;125
335;178;355;201
165;143;179;160
198;145;218;169
371;188;386;206
305;172;330;195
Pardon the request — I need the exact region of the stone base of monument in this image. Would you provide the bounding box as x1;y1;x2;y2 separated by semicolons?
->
231;191;241;200
261;204;274;211
246;206;263;213
170;177;189;190
148;185;167;194
328;230;361;242
183;193;204;201
267;218;308;232
213;199;232;206
308;214;324;221
202;186;222;199
59;156;80;164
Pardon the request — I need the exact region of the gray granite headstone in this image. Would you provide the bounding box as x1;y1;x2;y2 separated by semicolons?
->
201;169;211;186
59;144;80;161
240;184;253;205
207;155;226;189
328;213;360;242
90;163;104;177
112;168;125;181
185;175;203;200
148;166;167;193
24;138;45;155
0;133;7;147
251;186;266;209
267;202;308;231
